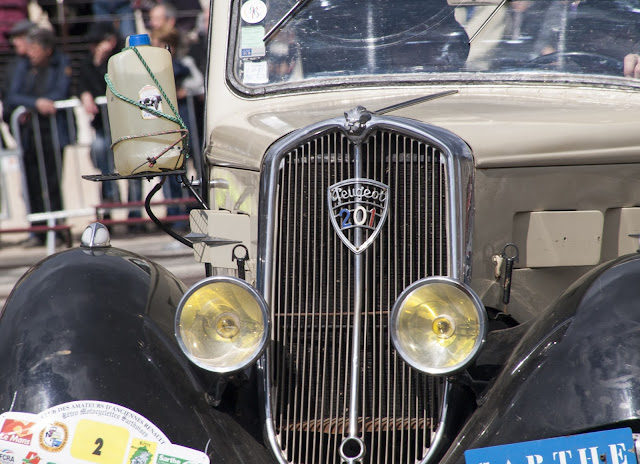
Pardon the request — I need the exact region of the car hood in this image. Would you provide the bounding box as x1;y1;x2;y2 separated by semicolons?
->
205;83;640;170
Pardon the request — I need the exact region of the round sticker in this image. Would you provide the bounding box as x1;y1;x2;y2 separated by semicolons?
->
40;422;69;452
241;0;267;24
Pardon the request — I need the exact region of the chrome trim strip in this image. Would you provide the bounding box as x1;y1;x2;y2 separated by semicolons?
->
418;381;452;464
347;144;364;445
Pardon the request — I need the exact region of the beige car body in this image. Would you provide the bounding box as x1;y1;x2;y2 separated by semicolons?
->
194;0;640;323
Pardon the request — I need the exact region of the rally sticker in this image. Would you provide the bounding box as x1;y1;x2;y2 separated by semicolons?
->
39;421;68;452
241;0;267;24
128;438;157;464
21;451;40;464
0;414;36;446
0;449;15;464
0;401;209;464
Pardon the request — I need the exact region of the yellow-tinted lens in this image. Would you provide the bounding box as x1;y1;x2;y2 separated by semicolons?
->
392;279;485;374
176;278;268;373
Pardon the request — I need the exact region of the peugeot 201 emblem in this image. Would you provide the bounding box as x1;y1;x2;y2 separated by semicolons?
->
328;179;389;254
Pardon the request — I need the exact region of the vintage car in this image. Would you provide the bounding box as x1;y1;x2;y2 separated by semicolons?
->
4;0;640;463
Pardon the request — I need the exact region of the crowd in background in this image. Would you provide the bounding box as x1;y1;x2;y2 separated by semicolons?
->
0;0;208;246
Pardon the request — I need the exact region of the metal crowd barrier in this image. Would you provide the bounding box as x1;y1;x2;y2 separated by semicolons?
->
4;94;204;255
0;148;18;222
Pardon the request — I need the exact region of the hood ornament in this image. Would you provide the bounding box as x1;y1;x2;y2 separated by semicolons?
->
328;179;389;254
344;106;372;134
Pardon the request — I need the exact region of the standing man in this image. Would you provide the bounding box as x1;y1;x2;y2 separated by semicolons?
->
1;19;35;121
4;27;72;246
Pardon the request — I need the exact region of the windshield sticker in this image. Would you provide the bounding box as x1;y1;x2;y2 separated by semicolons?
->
243;61;269;84
0;401;209;464
241;0;267;24
241;26;266;58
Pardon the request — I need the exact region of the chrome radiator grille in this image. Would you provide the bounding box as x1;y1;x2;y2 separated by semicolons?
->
268;127;449;464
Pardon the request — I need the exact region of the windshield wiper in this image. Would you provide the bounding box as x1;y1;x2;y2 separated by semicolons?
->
468;0;509;43
374;90;459;115
263;0;312;44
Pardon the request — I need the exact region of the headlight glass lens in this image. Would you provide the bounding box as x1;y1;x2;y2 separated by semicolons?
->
391;277;486;375
175;277;269;373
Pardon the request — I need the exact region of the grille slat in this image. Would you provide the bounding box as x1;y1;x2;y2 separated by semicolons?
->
269;127;448;464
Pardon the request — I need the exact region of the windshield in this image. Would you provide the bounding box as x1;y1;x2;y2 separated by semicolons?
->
230;0;640;92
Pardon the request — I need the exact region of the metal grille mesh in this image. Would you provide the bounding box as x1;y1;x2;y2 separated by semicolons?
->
269;128;448;464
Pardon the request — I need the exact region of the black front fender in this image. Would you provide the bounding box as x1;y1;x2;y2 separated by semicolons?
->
443;253;640;463
0;246;273;463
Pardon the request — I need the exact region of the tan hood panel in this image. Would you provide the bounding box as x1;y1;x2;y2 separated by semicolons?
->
206;84;640;169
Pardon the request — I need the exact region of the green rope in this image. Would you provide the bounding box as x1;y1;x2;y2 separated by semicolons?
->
103;45;190;165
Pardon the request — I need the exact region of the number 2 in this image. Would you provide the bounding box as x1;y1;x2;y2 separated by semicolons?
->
339;208;352;228
93;438;104;456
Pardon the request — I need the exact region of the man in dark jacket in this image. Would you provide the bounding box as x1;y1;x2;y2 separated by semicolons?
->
4;27;72;245
1;19;35;122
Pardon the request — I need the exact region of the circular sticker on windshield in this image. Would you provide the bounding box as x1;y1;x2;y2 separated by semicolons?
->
241;0;267;24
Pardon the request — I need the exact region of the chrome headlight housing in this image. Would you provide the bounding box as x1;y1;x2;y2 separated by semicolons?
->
390;276;487;375
175;276;269;373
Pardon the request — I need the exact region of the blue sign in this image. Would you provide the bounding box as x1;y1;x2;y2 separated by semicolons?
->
465;428;637;464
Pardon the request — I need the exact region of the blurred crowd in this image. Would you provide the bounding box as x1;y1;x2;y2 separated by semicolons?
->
0;0;208;245
0;0;207;52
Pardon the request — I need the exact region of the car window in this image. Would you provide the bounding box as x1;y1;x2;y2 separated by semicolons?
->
230;0;640;92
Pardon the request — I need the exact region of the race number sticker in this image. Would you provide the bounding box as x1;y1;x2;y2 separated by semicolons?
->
71;419;130;463
0;401;209;464
241;0;267;24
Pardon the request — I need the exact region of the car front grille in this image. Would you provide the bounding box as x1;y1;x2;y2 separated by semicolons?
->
264;124;451;464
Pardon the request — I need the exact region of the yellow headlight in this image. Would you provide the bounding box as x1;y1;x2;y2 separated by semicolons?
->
175;276;269;373
390;277;486;375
